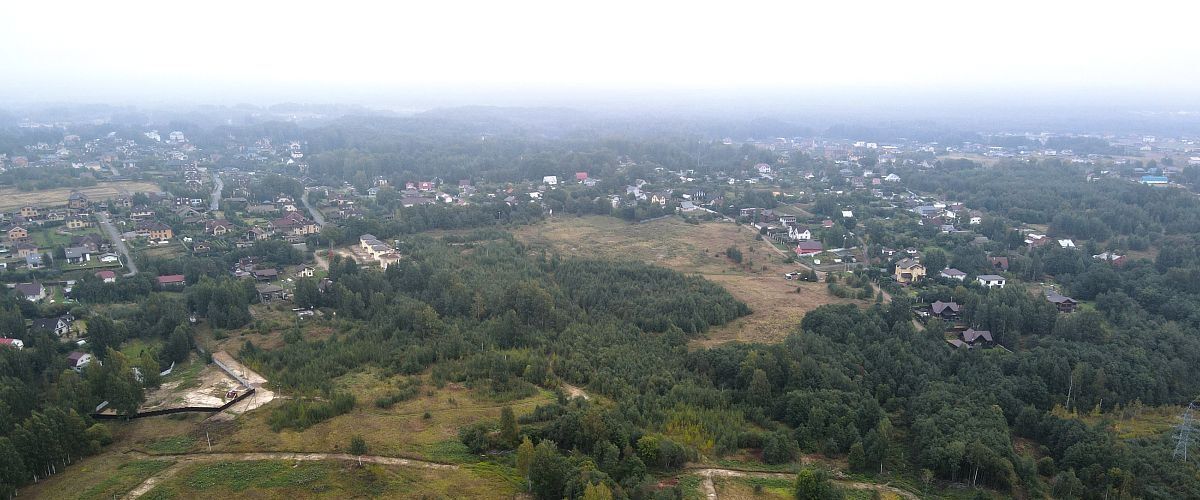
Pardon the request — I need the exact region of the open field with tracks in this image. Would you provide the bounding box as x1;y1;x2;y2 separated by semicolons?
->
514;215;864;345
0;181;160;211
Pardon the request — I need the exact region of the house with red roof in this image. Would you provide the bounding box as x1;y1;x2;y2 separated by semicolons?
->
794;241;824;256
157;275;186;290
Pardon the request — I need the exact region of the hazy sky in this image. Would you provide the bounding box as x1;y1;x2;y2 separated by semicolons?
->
2;0;1199;106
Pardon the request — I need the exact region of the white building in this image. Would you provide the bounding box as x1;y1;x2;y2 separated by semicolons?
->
977;274;1006;289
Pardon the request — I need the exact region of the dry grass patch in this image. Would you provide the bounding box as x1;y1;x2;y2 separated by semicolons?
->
142;459;518;499
210;373;552;461
515;216;862;345
0;181;160;211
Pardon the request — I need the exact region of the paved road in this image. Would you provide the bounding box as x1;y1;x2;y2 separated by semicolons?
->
96;212;138;276
209;171;223;211
301;188;326;226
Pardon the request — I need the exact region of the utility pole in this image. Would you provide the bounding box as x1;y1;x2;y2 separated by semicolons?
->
1175;401;1197;461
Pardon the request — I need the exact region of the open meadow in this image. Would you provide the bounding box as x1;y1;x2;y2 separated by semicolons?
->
514;215;863;345
0;181;160;211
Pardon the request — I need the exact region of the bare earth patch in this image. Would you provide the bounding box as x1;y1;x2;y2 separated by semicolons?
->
0;181;160;211
514;216;863;345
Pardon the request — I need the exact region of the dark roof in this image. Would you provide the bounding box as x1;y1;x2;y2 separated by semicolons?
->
14;282;42;296
962;328;993;343
931;301;961;315
32;318;62;330
1046;290;1077;304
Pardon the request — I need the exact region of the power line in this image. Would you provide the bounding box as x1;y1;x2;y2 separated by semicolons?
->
1174;400;1197;461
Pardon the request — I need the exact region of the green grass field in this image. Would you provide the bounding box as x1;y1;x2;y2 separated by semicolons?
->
140;459;519;499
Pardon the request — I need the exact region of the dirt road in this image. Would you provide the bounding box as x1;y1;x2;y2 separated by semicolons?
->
561;382;590;400
209;351;275;415
122;451;457;499
689;467;919;500
97;212;138;276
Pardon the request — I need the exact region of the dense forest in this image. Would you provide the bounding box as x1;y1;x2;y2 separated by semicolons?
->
228;229;1200;499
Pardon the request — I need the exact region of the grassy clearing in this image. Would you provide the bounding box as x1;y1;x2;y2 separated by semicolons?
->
164;358;205;390
31;228;76;248
146;435;197;454
514;216;862;345
714;476;793;499
143;459;519;499
0;181;161;211
208;371;552;461
19;456;173;500
676;474;705;500
1062;404;1182;440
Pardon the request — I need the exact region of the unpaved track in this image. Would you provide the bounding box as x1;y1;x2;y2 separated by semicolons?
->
561;382;590;400
689;467;920;500
122;451;457;499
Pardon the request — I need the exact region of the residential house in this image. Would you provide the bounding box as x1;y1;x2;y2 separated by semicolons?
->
96;270;117;283
269;212;319;236
130;207;155;219
1092;252;1126;266
894;258;926;284
65;216;90;230
958;328;994;348
64;246;92;263
789;226;812;241
252;268;279;281
140;221;174;240
24;253;43;269
299;266;315;278
32;315;72;336
244;226;270;241
7;226;27;242
939;268;967;281
71;234;105;253
18;206;37;218
977;274;1006;288
15;282;45;302
377;252;401;269
67;190;89;209
255;283;286;302
988;256;1010;272
931;301;961;319
1045;290;1078;313
156;274;186;290
13;242;37;258
206;219;234;236
0;338;24;350
67;351;93;372
795;241;824;256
